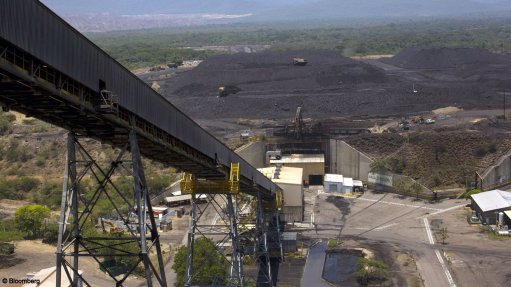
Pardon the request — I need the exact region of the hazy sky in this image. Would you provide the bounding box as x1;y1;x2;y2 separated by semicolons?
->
40;0;511;21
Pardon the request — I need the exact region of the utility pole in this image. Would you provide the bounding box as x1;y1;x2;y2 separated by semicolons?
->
504;90;506;120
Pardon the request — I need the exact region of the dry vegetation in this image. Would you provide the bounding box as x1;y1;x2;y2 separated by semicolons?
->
347;131;511;188
0;112;176;210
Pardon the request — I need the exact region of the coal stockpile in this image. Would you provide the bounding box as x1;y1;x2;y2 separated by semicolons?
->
158;50;398;119
384;47;511;70
164;50;388;97
384;47;511;88
156;48;510;120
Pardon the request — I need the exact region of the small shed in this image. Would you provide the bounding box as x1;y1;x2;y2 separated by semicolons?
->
324;174;343;193
343;177;354;193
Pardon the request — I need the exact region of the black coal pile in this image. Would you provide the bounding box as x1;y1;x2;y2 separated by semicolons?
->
162;50;388;98
384;47;511;70
153;48;511;120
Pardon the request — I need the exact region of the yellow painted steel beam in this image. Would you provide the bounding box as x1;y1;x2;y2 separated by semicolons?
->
181;163;240;194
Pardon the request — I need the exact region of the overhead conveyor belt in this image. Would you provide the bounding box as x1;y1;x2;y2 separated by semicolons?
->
0;0;281;199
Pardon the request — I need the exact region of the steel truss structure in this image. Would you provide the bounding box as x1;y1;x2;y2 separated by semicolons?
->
184;191;282;287
55;131;167;287
185;193;243;286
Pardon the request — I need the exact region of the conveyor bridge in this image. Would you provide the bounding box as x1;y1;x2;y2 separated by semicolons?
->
0;1;282;286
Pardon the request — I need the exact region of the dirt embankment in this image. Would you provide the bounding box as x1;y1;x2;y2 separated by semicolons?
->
346;131;511;188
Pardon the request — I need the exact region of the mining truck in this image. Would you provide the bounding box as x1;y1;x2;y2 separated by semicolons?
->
218;85;241;97
293;58;308;66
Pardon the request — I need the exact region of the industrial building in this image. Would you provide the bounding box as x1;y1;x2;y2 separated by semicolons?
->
259;166;304;222
504;210;511;228
269;154;325;185
323;173;364;193
470;189;511;224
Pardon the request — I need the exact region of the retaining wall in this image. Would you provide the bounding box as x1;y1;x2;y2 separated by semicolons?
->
328;139;372;181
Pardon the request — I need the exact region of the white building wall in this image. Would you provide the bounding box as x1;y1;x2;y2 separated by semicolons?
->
278;182;303;207
324;181;343;193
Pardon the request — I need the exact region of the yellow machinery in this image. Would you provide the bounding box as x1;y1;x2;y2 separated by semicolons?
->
218;86;227;97
181;162;282;208
181;162;240;194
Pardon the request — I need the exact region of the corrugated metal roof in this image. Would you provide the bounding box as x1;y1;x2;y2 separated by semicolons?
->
471;189;511;212
504;210;511;220
353;180;363;187
258;166;303;185
324;173;343;183
270;154;324;164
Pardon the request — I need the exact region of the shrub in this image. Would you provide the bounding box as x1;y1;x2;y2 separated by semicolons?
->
14;205;51;239
172;237;229;286
355;257;389;285
387;157;406;173
327;239;341;250
0;110;14;135
0;177;41;200
0;242;15;255
0;219;25;242
41;222;60;245
32;181;62;209
146;174;171;196
5;140;33;162
370;159;387;173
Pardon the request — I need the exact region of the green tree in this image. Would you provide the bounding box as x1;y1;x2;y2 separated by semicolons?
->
14;205;51;239
172;238;229;287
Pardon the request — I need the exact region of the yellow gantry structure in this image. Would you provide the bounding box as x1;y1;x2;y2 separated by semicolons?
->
181;163;241;194
181;162;283;208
